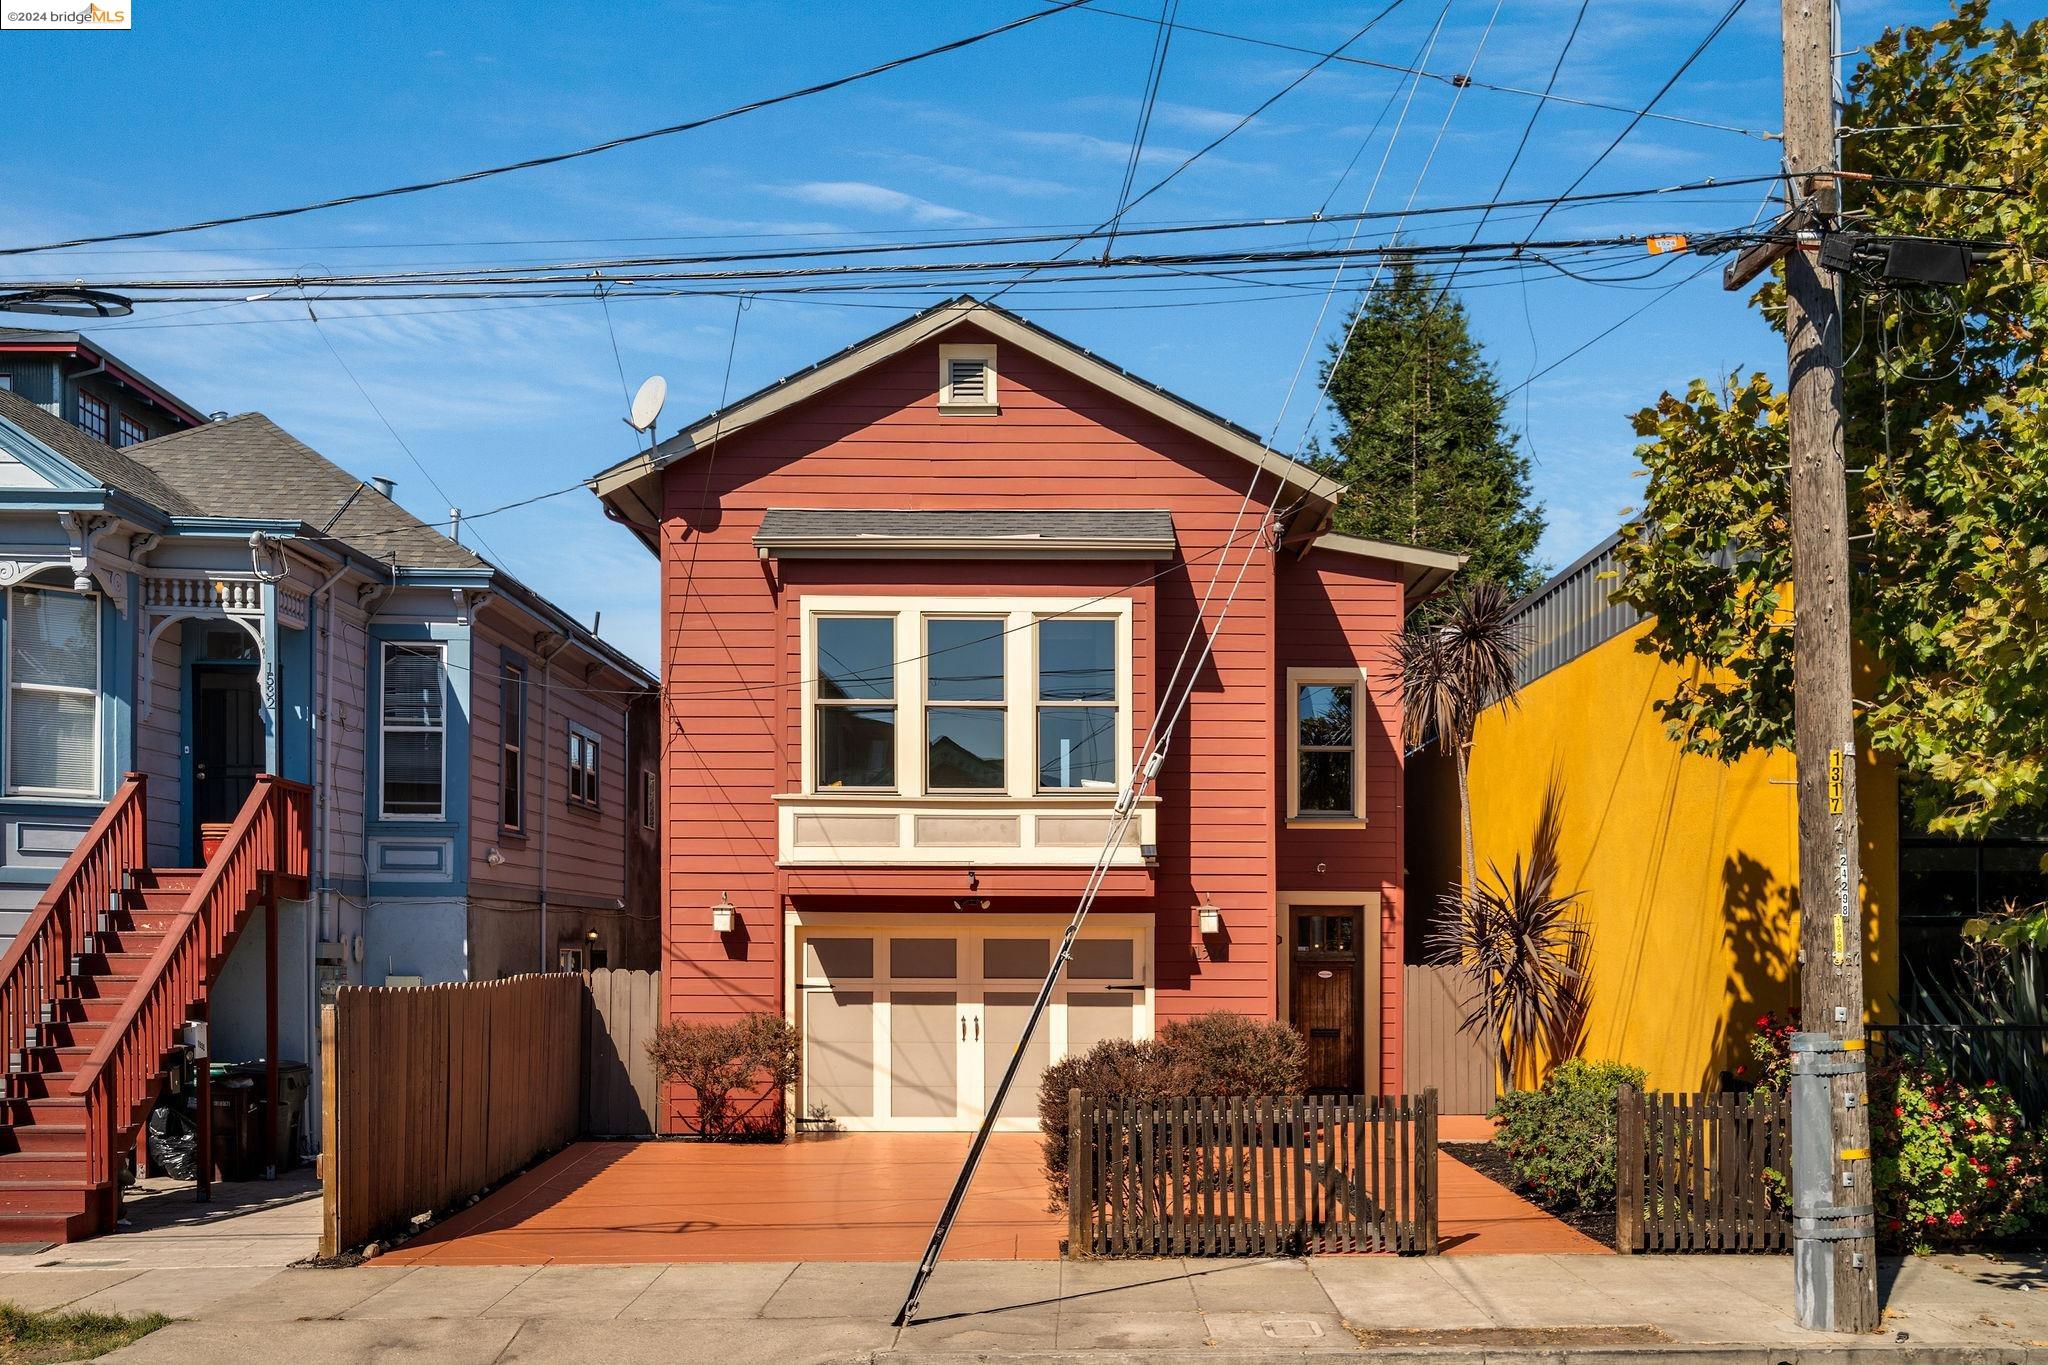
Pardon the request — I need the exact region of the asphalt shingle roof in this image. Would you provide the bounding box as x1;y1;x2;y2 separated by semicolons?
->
125;414;485;569
754;508;1177;549
0;387;203;514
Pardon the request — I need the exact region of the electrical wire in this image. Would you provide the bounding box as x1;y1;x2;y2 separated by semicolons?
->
1102;0;1182;258
0;0;1105;259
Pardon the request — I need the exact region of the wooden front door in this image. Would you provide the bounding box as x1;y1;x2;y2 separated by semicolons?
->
1290;906;1364;1093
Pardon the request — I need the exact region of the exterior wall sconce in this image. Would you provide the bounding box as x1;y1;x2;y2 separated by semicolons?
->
1140;843;1159;866
585;929;600;944
1198;901;1222;935
711;894;736;934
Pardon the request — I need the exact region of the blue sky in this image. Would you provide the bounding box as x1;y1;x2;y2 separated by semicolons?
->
0;0;1970;668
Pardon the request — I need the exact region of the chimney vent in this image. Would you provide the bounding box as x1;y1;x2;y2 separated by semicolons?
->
371;476;395;499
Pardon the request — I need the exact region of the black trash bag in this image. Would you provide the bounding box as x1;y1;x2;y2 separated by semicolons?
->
145;1101;198;1181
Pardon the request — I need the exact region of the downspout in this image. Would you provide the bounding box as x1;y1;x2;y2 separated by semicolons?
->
537;632;571;971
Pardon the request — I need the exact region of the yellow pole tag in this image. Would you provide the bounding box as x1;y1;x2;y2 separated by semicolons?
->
1827;749;1844;815
1840;1148;1870;1161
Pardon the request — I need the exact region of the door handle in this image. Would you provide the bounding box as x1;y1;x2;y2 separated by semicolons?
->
961;1017;967;1042
974;1016;980;1042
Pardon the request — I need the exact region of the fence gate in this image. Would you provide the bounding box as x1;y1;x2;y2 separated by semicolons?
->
1615;1085;1790;1253
1068;1091;1439;1257
582;968;660;1137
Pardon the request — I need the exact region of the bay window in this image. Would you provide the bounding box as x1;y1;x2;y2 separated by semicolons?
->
1036;617;1118;791
380;642;446;818
815;616;896;789
7;586;100;797
924;617;1004;791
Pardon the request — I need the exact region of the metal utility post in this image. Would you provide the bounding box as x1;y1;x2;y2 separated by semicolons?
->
1777;0;1879;1334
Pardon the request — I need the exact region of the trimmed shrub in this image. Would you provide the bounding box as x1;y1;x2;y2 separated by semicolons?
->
646;1012;801;1140
1872;1058;2048;1252
1037;1012;1304;1208
1489;1058;1646;1211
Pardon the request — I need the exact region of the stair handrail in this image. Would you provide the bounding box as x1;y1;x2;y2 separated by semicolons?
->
70;775;310;1190
0;774;148;1077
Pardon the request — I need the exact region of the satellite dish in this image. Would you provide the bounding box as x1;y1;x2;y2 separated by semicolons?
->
628;375;667;434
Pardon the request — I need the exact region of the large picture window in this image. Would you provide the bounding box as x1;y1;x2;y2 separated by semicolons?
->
1036;617;1118;791
924;617;1004;791
1287;668;1366;821
815;616;896;789
7;586;99;797
380;642;446;818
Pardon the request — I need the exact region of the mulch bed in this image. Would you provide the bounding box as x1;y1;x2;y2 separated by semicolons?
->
1443;1140;1617;1248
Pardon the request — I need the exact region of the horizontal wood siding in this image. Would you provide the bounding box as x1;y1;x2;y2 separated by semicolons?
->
659;325;1284;1129
1277;549;1409;1092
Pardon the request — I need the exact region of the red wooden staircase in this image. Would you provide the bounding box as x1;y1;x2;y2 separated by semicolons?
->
0;774;309;1244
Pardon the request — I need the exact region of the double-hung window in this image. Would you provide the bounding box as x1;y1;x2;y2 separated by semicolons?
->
567;724;601;809
814;616;896;789
380;642;446;818
7;586;100;797
1288;669;1364;820
500;660;526;831
924;617;1005;791
1036;618;1118;791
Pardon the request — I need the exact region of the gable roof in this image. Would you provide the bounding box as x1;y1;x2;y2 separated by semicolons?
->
0;326;208;428
1310;532;1464;602
0;386;203;514
588;296;1346;542
126;414;485;569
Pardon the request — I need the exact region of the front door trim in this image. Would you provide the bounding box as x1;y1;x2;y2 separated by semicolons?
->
1278;889;1383;1094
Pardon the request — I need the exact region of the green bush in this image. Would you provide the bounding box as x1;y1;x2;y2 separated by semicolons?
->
1037;1011;1304;1208
1873;1058;2048;1252
1489;1059;1646;1211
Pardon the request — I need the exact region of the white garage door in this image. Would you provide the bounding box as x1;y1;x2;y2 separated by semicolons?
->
796;917;1151;1132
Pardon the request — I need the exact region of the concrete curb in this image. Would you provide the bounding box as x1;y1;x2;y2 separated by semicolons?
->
875;1349;2048;1365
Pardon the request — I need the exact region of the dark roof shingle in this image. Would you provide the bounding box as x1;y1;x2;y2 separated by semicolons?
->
0;387;202;514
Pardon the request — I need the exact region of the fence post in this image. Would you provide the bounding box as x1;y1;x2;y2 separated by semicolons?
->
1418;1087;1440;1255
1067;1088;1086;1258
318;1002;338;1258
1615;1083;1643;1253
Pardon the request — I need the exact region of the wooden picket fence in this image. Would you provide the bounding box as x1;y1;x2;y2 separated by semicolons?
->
1067;1091;1439;1257
1615;1086;1790;1253
320;974;581;1256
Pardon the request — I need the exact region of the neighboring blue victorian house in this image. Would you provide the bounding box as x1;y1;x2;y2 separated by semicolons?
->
0;332;657;1105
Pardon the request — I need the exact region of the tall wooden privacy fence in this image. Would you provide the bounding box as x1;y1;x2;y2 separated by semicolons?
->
1616;1086;1790;1253
582;968;659;1137
320;974;580;1257
1068;1091;1439;1257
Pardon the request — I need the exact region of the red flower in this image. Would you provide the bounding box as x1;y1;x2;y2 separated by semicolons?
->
1946;1211;1966;1227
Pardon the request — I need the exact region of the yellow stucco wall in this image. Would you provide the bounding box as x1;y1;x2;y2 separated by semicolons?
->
1462;620;1898;1092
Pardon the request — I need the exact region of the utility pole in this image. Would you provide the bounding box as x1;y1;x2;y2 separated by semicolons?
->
1764;0;1880;1335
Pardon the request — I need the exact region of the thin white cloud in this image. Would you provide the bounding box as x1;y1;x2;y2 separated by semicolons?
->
779;181;993;227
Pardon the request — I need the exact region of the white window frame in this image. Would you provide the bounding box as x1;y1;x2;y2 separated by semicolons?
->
567;722;602;811
937;343;998;415
378;640;447;822
1032;612;1123;795
1285;665;1368;824
810;612;901;793
923;614;1007;794
4;584;101;800
798;596;1132;801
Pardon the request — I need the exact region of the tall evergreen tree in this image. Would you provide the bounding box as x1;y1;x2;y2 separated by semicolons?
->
1315;257;1545;596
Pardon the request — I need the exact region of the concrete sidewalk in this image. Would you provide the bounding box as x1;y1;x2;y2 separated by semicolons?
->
0;1251;2026;1362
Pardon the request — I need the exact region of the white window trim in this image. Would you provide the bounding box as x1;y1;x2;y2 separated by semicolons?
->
1285;665;1368;825
799;595;1132;802
567;722;602;811
378;640;447;822
923;613;1007;794
4;584;102;801
937;343;999;416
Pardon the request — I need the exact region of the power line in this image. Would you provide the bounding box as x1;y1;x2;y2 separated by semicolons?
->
1102;0;1182;258
0;0;1104;259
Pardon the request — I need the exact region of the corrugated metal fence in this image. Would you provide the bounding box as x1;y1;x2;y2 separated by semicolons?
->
319;974;581;1257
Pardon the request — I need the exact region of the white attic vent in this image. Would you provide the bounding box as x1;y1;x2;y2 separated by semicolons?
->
938;343;998;415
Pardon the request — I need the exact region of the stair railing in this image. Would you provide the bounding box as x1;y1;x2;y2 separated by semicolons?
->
71;775;311;1192
0;774;149;1090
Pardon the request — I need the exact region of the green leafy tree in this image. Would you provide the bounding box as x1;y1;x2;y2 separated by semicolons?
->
1612;1;2048;840
1317;256;1546;594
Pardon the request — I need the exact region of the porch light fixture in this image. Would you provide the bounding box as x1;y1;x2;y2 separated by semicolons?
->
710;894;736;934
1140;843;1158;866
585;929;600;944
1198;900;1222;936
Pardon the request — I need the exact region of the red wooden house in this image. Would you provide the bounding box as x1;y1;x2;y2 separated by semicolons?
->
590;298;1459;1132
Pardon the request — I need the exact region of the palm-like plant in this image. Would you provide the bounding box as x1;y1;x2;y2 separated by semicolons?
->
1392;581;1526;891
1430;851;1587;1091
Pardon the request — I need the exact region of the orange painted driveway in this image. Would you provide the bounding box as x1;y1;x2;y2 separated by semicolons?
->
375;1133;1603;1266
378;1134;1064;1265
